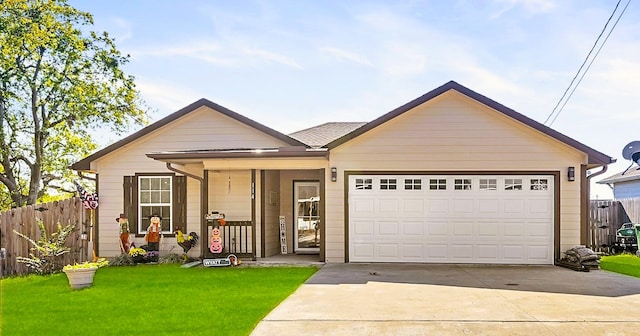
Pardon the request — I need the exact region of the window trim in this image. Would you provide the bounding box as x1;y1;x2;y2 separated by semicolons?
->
137;175;174;235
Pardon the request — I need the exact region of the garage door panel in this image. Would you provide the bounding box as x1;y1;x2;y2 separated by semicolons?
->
453;199;474;215
353;220;374;235
478;199;500;214
349;174;554;264
378;199;400;214
403;220;424;235
378;220;399;235
352;243;374;259
452;220;474;237
503;221;525;237
428;199;449;213
477;220;499;237
503;199;525;214
352;198;375;214
477;244;499;260
451;244;474;260
378;244;399;258
402;199;425;216
427;220;448;236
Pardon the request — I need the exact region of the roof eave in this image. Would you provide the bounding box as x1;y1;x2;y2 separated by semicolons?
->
146;150;329;160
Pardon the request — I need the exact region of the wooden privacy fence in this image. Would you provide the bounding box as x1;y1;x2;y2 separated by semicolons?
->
0;198;92;277
589;198;640;254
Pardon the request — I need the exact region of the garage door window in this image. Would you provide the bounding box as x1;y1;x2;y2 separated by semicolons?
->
505;179;522;190
479;179;497;191
380;179;397;190
454;179;472;190
404;179;422;190
429;179;446;190
530;179;549;191
355;178;372;190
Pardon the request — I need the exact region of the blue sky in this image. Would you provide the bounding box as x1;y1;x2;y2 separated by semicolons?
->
69;0;639;199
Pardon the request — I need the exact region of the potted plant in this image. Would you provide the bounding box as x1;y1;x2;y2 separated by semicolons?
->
129;247;147;263
62;258;108;289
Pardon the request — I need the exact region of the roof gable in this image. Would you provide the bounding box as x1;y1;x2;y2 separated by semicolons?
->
326;81;614;166
71;98;306;171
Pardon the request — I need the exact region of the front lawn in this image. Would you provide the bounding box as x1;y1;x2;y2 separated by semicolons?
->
1;264;317;335
600;254;640;278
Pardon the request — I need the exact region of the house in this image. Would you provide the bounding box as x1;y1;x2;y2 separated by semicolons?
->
597;168;640;199
71;81;614;264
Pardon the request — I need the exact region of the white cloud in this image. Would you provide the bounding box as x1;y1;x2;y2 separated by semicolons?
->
318;47;373;66
490;0;558;19
135;78;205;119
241;48;303;69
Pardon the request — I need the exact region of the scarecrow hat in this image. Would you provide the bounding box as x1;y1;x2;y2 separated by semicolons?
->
116;213;127;222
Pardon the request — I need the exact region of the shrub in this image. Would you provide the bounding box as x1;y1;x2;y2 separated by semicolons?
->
13;220;74;274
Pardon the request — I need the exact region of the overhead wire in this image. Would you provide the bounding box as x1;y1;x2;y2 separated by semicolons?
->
548;0;632;126
543;0;627;126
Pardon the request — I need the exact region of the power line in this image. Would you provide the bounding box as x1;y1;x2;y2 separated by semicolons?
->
548;0;632;126
544;0;627;126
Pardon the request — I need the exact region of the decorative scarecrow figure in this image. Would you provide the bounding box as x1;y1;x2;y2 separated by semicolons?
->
117;213;132;253
145;214;162;253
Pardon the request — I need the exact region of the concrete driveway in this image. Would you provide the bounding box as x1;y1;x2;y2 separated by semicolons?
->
251;263;640;335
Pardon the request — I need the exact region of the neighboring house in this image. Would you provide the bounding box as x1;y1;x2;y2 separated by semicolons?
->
597;168;640;199
71;81;614;265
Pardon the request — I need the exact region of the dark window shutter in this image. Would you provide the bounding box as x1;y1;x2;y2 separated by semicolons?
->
123;176;138;233
173;175;187;232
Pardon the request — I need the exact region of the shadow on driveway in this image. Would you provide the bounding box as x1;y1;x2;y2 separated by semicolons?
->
306;263;640;297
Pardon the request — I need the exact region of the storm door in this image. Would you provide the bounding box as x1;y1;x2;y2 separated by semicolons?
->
294;181;320;254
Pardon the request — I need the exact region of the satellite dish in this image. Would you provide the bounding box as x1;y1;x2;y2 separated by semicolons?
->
621;141;640;175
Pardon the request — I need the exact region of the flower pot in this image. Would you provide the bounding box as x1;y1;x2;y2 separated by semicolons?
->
63;267;98;289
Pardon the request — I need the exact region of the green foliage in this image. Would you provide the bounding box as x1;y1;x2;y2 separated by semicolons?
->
600;254;640;278
13;219;74;274
0;0;149;209
1;264;318;335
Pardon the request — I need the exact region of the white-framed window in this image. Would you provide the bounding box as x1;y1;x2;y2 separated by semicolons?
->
429;179;446;190
530;178;549;191
404;179;422;190
454;179;472;190
479;179;497;191
138;176;172;233
505;178;523;191
380;179;397;190
355;178;373;190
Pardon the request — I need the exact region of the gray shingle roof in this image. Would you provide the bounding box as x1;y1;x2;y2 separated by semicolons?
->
597;166;640;184
289;122;367;148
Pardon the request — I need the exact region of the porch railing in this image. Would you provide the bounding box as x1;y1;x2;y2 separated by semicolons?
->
206;220;253;258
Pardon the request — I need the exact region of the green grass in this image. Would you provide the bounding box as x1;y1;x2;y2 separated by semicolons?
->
600;254;640;278
1;264;317;336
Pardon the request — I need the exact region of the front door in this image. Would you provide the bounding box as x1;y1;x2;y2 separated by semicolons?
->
294;181;320;254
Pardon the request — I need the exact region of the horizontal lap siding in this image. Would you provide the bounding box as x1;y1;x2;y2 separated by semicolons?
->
93;106;289;257
324;91;586;262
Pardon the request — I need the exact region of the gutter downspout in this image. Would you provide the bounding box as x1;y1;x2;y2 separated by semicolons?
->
166;163;206;258
585;165;608;249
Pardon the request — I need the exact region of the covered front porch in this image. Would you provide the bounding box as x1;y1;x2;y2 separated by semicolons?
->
148;148;328;262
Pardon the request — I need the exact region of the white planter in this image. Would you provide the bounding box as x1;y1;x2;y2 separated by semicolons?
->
63;267;98;289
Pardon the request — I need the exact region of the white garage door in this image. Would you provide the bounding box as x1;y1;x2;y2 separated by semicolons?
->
349;175;554;264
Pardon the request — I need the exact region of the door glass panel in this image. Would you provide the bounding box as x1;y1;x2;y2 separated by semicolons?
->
295;182;320;252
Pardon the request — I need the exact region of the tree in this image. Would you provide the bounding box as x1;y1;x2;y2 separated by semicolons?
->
0;0;148;209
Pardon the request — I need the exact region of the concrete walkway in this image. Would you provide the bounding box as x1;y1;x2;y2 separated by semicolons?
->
251;263;640;335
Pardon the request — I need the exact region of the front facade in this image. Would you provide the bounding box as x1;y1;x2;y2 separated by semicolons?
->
72;81;614;264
